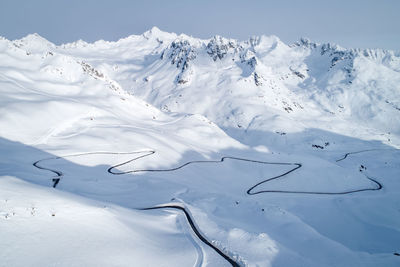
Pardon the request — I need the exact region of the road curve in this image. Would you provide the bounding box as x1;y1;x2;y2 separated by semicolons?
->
33;150;385;195
335;148;397;162
32;148;390;266
32;150;240;266
33;151;154;187
107;154;381;195
33;158;63;188
141;204;240;267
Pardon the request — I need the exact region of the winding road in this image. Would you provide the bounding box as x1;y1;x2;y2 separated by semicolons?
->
32;149;388;266
141;204;240;267
335;148;396;162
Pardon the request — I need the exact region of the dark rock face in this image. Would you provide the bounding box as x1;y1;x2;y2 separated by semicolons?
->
294;38;318;49
206;36;240;61
80;61;104;79
161;39;197;84
79;61;121;91
166;39;196;70
239;51;264;86
254;72;263;86
320;43;355;69
246;56;257;69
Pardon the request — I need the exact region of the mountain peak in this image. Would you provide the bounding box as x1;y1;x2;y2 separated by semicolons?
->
12;33;55;53
18;33;53;45
148;26;163;35
142;26;176;41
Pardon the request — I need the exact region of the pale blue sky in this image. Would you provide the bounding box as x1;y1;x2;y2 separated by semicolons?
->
1;0;399;50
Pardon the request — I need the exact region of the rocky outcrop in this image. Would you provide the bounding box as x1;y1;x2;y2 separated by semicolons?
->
161;39;196;84
79;61;122;91
206;36;241;61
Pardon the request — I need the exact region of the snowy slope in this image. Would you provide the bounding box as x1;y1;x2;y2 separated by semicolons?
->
0;176;207;267
53;27;400;148
0;29;399;267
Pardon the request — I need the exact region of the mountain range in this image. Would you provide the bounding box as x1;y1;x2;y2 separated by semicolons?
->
1;28;399;267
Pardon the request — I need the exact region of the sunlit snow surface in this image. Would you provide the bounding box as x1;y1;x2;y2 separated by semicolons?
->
0;30;399;267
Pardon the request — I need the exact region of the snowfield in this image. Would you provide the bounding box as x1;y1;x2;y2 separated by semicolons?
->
0;28;399;267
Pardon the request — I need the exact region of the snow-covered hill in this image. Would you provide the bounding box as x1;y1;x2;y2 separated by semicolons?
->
4;28;400;147
55;27;400;147
0;28;399;267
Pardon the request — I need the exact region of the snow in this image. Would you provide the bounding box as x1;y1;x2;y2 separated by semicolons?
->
0;176;204;267
0;28;399;266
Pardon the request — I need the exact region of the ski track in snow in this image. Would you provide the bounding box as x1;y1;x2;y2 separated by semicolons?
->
31;149;390;266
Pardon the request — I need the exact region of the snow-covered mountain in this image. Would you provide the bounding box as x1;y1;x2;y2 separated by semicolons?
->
4;28;400;147
1;28;399;267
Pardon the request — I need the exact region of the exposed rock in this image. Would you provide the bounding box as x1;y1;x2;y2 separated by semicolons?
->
165;39;196;70
162;39;196;85
79;61;122;91
254;72;263;86
206;36;240;61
